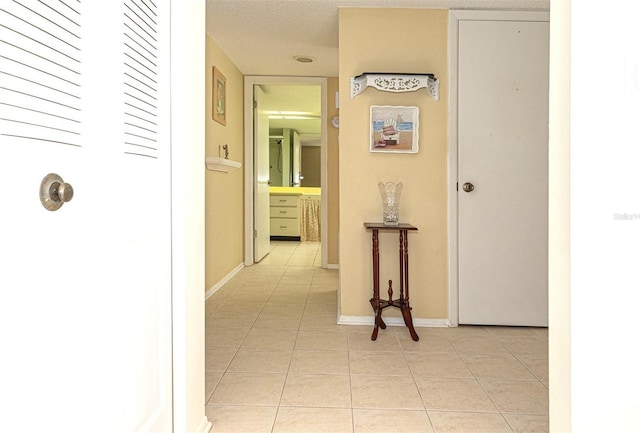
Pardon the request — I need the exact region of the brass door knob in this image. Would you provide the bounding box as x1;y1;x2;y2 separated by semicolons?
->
462;182;475;193
40;173;74;211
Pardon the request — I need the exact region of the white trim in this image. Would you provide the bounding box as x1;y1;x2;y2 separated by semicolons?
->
205;263;244;299
447;10;461;328
195;416;212;433
327;263;340;270
447;9;551;328
337;315;450;328
243;76;329;267
320;83;329;269
450;10;550;22
243;78;254;265
170;1;207;432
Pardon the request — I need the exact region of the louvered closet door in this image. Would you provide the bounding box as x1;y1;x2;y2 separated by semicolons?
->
0;2;173;432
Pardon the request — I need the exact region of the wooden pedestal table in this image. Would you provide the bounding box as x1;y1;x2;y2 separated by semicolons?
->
364;222;419;341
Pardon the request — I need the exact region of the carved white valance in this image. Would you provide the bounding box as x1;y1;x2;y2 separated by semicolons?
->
350;73;439;101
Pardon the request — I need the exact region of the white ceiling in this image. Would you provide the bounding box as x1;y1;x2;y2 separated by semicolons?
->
206;0;549;77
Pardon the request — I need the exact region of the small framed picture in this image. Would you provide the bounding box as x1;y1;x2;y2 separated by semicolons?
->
212;66;226;125
370;105;419;153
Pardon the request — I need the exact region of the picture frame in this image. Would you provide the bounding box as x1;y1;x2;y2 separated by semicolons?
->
370;105;419;153
212;66;226;125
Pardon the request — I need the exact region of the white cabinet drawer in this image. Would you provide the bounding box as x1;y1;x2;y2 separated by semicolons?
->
270;207;298;218
270;218;300;236
270;195;298;207
269;194;300;237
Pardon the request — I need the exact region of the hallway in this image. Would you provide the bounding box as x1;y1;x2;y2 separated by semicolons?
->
205;242;548;432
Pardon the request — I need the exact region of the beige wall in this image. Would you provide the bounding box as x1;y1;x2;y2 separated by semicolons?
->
326;77;340;266
338;9;449;319
205;35;245;290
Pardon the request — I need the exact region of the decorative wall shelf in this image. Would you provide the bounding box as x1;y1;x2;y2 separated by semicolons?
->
350;73;439;101
205;157;241;173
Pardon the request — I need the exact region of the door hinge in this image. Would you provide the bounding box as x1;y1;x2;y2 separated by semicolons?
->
456;182;459;191
253;100;257;109
253;229;258;238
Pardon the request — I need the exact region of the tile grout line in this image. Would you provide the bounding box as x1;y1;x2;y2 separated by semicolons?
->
456;332;519;433
207;267;280;408
271;262;313;433
398;331;437;433
499;335;550;390
346;322;356;433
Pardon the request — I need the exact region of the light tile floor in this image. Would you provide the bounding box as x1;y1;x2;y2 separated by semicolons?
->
205;241;549;433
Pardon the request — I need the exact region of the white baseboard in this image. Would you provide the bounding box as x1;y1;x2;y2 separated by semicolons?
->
338;315;450;328
195;416;212;433
327;263;339;269
205;263;244;300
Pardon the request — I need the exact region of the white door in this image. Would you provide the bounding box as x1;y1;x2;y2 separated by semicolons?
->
457;18;549;326
254;86;271;261
292;130;301;186
0;2;173;432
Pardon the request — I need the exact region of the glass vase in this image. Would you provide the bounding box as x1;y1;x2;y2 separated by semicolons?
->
378;181;403;225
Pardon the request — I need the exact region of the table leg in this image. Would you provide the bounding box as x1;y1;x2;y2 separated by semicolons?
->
370;229;384;340
398;230;405;300
401;306;419;341
400;229;419;341
370;299;386;340
400;230;408;303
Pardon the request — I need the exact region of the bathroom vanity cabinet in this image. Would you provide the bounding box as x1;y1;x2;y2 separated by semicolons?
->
269;193;300;239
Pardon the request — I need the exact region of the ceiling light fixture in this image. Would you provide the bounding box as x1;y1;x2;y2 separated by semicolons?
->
266;110;321;120
294;55;315;63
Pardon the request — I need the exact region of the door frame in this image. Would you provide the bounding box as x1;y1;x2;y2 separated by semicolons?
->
243;76;328;267
170;2;209;431
447;10;550;327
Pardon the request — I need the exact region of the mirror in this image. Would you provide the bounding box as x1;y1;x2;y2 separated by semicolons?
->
261;84;321;187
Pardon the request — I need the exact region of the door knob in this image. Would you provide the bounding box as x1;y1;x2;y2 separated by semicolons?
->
462;182;475;193
40;173;74;211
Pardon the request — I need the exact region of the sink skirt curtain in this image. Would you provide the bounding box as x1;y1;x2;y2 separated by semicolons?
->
300;196;320;242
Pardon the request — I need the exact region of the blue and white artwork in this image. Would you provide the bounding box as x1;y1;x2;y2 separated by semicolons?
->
370;105;419;153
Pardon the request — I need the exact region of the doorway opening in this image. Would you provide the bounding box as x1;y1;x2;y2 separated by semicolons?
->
243;76;328;267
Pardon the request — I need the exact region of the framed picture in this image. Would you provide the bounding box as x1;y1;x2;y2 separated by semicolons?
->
212;66;226;125
370;105;419;153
